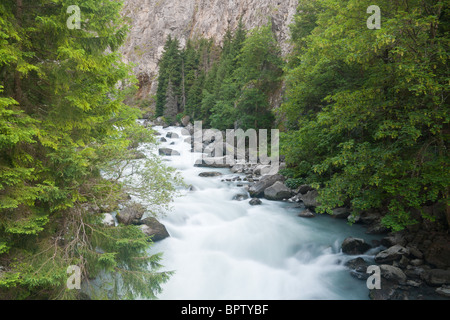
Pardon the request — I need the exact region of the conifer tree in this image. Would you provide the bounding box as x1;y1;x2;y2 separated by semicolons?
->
0;0;179;299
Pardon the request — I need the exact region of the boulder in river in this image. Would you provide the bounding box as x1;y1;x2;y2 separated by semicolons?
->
159;148;180;156
374;245;410;264
232;194;249;201
341;237;372;255
380;265;407;284
300;190;321;209
199;172;223;178
166;132;179;139
139;217;170;242
264;181;292;201
331;207;351;219
249;198;262;206
298;209;315;218
116;202;145;226
248;174;285;198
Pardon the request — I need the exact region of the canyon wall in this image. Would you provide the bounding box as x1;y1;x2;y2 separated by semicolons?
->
121;0;299;102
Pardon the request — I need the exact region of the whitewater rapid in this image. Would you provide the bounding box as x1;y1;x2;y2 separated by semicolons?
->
147;126;381;300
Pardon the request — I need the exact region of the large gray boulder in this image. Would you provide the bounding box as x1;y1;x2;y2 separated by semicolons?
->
374;245;410;264
421;269;450;286
300;190;320;209
298;209;315;218
331;207;351;219
166;132;179;139
264;181;292;201
139;217;170;242
159;148;180;156
181;115;191;127
380;265;407;284
248;174;285;198
116;203;145;226
341;237;372;255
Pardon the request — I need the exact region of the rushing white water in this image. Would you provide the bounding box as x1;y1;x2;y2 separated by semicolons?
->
146;126;382;300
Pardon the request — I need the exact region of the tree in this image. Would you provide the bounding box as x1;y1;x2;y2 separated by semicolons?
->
156;36;182;118
0;0;179;299
281;0;449;231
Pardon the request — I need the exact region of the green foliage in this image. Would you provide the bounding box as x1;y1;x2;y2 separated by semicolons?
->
0;0;179;300
156;21;283;131
281;0;449;231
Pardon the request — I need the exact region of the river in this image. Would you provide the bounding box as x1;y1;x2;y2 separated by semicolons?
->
147;126;382;300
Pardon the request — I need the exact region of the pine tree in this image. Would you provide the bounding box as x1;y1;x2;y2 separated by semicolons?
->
0;0;179;299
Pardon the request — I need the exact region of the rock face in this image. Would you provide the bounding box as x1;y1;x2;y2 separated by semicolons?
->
120;0;299;102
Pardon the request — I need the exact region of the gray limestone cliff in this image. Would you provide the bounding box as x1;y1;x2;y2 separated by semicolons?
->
120;0;298;103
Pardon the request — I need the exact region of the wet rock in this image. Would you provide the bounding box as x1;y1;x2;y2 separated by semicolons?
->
264;181;292;201
249;198;262;206
436;285;450;297
232;194;249;201
421;269;450;286
300;190;320;209
160;137;167;142
139;217;170;242
331;207;351;219
346;257;368;268
159;148;180;156
181;115;191;127
380;265;407;284
375;245;410;264
424;237;450;269
296;185;314;195
298;209;315;218
248;174;285;198
341;237;372;255
116;202;146;226
199;172;223;178
254;165;273;176
410;259;424;267
166;132;179;139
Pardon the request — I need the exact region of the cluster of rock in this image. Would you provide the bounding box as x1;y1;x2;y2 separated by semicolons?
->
103;202;170;243
341;230;450;299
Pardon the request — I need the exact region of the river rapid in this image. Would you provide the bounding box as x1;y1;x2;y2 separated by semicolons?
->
146;126;382;300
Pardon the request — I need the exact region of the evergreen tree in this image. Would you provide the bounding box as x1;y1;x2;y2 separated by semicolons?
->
156;36;182;118
0;0;179;299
